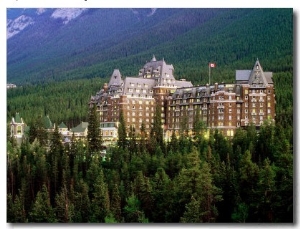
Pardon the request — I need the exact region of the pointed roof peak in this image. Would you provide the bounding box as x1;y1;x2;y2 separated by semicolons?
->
248;58;268;86
151;55;156;62
108;69;123;87
14;112;22;123
58;122;68;129
253;59;263;71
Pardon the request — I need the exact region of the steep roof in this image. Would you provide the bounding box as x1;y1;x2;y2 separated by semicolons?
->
58;122;68;129
248;59;268;86
43;115;53;129
264;72;273;84
138;57;175;81
235;59;273;85
236;70;251;82
123;77;156;96
108;69;123;87
71;121;88;133
14;112;23;123
175;80;193;88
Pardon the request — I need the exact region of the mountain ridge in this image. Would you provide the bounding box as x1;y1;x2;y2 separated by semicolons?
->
7;8;293;86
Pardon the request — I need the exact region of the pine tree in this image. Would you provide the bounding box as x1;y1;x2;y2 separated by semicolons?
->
123;194;148;223
177;147;222;222
139;122;147;154
55;183;74;222
149;104;164;153
28;184;57;222
73;179;91;223
255;158;276;222
7;193;27;223
118;110;127;149
28;116;48;146
87;104;102;155
180;195;202;223
48;124;64;205
90;169;110;222
110;183;122;222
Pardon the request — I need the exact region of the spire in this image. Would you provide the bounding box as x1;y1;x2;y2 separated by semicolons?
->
248;59;268;86
151;55;156;62
108;69;123;87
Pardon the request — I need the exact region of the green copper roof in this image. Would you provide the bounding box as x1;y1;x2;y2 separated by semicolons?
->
14;113;22;123
71;122;88;133
58;122;68;129
43;116;53;129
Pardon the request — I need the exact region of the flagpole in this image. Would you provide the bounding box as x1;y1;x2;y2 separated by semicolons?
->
209;63;211;85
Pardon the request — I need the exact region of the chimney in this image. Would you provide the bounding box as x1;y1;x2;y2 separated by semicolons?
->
215;82;218;91
103;83;108;92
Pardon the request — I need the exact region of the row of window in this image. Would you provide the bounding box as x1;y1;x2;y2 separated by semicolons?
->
245;89;271;94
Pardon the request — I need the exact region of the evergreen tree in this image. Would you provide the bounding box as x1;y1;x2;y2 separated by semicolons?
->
28;115;48;146
87;104;102;155
110;183;122;222
169;130;178;152
231;202;249;223
255;158;276;222
28;184;57;222
123;194;149;223
48;124;64;205
73;179;91;223
55;183;74;222
139;122;147;154
177;147;222;222
128;125;137;160
133;171;154;219
90;169;110;222
7;193;27;223
237;150;259;221
180;195;202;223
149;104;164;151
151;167;173;222
117;110;127;149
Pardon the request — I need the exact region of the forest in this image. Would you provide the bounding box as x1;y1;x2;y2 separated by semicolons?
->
6;7;293;224
8;9;292;85
7;102;293;223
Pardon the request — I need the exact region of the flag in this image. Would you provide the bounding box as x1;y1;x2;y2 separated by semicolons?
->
209;62;216;68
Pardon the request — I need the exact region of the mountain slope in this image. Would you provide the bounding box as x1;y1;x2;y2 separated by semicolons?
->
7;8;293;86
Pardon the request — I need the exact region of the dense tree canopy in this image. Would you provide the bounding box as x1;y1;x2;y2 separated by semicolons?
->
7;112;293;223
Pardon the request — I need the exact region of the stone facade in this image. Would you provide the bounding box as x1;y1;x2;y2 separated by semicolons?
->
10;112;26;144
89;56;276;142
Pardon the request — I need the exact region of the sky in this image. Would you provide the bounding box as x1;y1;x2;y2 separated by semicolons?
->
1;1;298;229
